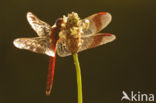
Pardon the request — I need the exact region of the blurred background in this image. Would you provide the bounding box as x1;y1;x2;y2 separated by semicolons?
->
0;0;156;103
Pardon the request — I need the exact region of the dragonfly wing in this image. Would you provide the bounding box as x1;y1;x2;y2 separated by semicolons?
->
56;39;72;57
82;12;112;36
79;33;116;52
13;37;55;57
27;12;51;37
56;33;115;57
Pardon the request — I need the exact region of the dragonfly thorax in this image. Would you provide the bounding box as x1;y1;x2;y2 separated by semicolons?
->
50;19;64;50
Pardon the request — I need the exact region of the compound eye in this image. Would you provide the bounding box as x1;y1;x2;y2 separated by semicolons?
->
56;18;63;27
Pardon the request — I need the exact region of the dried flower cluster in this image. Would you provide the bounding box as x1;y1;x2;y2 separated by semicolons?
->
59;12;89;53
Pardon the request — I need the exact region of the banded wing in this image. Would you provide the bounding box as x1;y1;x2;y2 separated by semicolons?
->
81;12;112;36
79;33;115;51
56;33;116;57
13;37;55;57
27;12;51;37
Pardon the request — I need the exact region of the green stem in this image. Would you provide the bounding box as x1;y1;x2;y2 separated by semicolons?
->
73;53;83;103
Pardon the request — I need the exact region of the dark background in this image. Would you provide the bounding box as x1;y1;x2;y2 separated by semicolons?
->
0;0;156;103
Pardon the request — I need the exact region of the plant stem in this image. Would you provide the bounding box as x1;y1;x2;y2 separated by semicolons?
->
73;53;83;103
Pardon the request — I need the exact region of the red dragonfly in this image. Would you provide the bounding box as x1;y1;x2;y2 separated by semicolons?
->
13;12;116;95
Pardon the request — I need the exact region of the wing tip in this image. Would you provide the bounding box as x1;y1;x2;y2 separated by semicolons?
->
103;33;116;42
112;34;116;41
13;39;18;47
92;12;112;31
27;12;33;18
109;34;116;42
106;33;116;40
104;12;112;24
13;39;23;49
27;12;37;22
27;12;33;16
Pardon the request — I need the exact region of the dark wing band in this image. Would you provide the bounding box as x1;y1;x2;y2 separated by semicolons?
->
79;33;116;51
81;12;112;36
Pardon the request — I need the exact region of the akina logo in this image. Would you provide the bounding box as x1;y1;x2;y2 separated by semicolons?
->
121;91;155;102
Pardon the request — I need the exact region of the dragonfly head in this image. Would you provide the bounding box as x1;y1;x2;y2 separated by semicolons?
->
55;18;63;28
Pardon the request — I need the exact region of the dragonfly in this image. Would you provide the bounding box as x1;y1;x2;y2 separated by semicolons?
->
13;11;116;96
